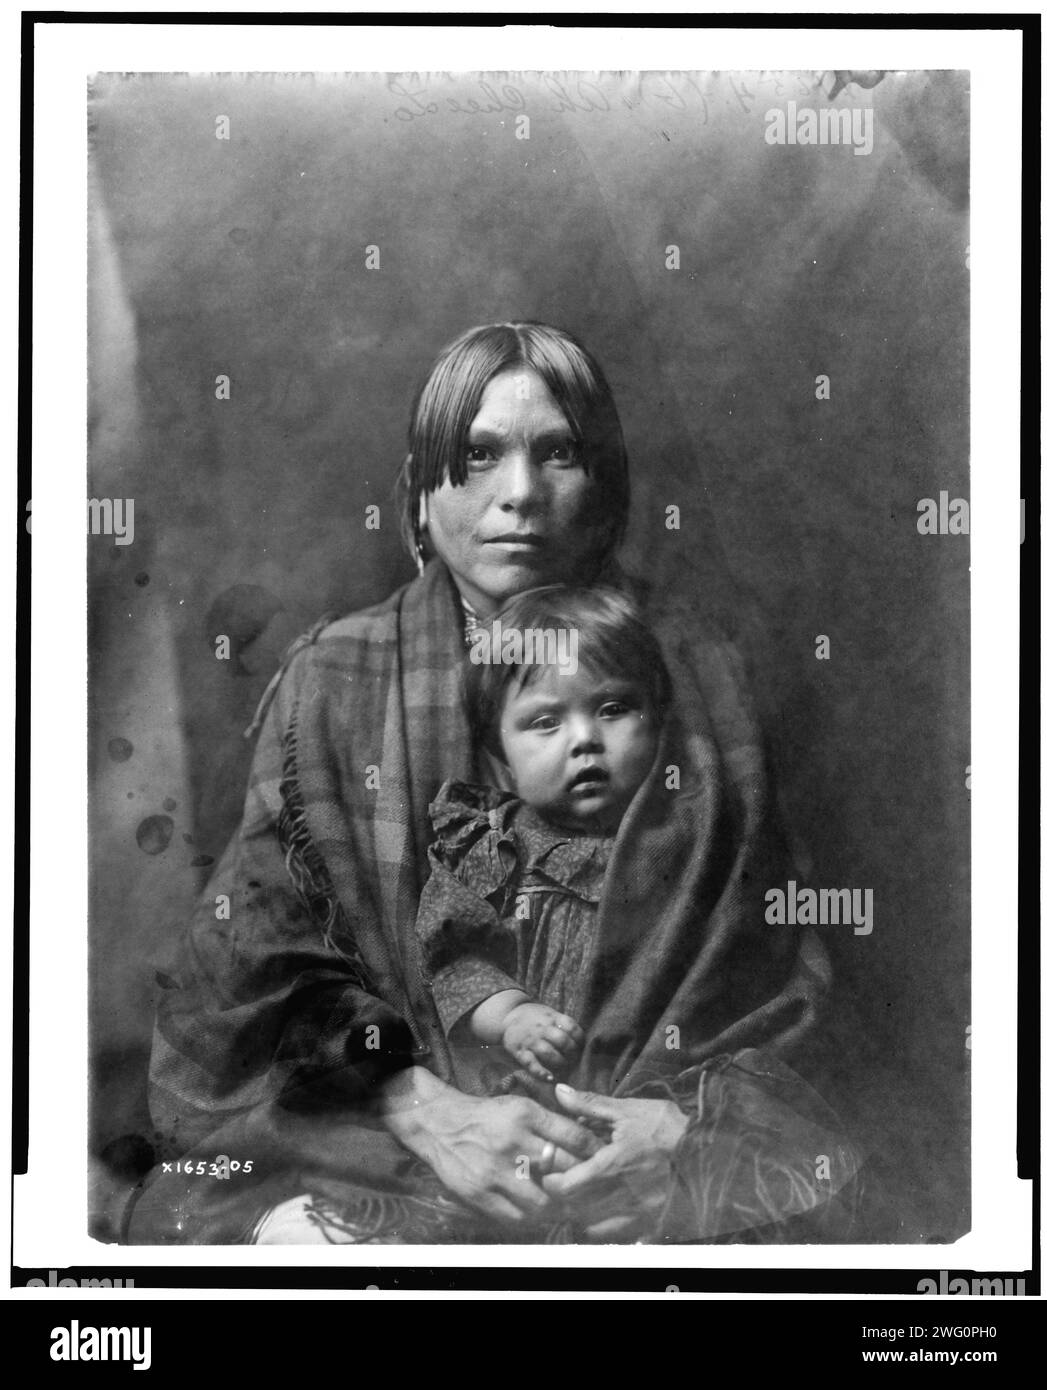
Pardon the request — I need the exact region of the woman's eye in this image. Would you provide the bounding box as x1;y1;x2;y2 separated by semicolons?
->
546;441;579;466
599;702;630;718
464;446;495;468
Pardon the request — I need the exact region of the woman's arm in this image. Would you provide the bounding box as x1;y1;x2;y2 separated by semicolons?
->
150;782;421;1153
374;1066;601;1223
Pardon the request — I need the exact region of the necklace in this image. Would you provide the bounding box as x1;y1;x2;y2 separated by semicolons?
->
460;594;484;649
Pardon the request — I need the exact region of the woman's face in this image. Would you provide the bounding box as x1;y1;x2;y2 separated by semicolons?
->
422;367;606;617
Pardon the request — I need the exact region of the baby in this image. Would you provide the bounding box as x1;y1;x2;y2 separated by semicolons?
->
415;584;672;1084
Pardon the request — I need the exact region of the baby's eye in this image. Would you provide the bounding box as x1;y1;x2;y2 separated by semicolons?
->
528;715;560;732
599;701;631;719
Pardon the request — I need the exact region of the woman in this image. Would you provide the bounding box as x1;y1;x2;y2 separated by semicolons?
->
128;322;860;1244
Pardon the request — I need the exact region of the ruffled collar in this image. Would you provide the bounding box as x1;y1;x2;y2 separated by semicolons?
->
429;779;614;903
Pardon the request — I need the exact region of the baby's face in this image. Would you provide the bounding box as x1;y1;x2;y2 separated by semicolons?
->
498;663;659;832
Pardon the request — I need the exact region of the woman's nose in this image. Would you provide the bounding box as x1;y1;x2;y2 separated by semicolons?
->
497;452;543;511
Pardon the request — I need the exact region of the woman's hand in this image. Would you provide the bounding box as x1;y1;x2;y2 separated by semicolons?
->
376;1067;600;1225
540;1083;690;1240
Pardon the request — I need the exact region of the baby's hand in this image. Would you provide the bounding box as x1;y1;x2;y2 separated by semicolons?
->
501;1003;585;1082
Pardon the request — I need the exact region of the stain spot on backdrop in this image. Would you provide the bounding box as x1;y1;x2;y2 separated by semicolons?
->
135;814;174;855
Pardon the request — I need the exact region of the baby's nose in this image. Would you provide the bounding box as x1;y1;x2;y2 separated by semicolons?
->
570;719;603;753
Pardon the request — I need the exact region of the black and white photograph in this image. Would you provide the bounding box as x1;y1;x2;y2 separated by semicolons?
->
84;61;974;1250
12;13;1033;1319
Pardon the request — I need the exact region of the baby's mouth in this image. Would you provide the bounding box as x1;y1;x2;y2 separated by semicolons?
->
568;767;610;792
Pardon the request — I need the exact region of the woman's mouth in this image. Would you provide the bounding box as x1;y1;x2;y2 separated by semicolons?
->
483;533;545;549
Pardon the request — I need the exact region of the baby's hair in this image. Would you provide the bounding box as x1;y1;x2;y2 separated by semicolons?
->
463;584;673;761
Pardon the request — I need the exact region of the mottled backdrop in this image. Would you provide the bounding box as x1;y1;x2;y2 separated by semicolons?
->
88;70;970;1239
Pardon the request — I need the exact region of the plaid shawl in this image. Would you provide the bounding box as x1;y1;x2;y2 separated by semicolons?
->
132;557;836;1242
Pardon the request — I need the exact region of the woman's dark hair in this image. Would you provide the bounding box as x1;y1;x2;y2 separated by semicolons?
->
464;584;673;760
395;321;630;569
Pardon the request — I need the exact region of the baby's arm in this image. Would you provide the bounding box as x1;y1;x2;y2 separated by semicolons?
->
415;831;584;1079
471;992;585;1082
470;989;532;1043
